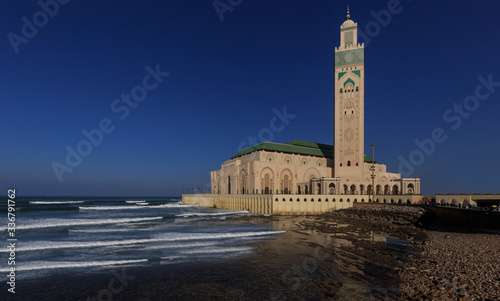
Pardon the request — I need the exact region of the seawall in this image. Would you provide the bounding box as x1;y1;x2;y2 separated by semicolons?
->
182;194;388;215
182;194;215;207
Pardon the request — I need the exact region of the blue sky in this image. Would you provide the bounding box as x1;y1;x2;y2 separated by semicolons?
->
1;0;499;196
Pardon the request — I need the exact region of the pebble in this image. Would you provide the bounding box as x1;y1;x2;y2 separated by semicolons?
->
327;205;500;300
398;229;500;300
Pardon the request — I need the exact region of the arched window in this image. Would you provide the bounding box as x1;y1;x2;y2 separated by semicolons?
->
347;161;351;166
407;183;415;195
283;174;291;194
356;86;359;91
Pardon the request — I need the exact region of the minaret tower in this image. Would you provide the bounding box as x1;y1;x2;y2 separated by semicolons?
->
334;7;365;180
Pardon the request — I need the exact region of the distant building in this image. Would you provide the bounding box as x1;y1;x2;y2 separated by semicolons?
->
211;8;421;200
435;194;500;208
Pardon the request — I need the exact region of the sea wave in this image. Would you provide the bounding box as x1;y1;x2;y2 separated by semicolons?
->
125;200;148;204
68;228;152;233
0;259;148;272
176;210;249;218
3;230;286;252
0;216;163;231
30;201;84;205
79;203;196;210
182;246;252;254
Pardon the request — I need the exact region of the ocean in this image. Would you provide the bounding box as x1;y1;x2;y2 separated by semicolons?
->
0;196;284;298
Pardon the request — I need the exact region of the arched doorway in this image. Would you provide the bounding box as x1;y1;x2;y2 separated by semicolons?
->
329;183;335;195
407;183;414;194
261;168;274;194
283;174;290;194
392;185;399;195
281;169;293;194
239;170;247;194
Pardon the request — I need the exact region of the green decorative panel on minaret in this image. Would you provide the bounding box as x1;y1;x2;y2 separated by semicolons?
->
335;49;364;66
343;78;355;87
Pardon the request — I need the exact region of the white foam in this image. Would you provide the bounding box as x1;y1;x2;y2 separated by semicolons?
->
68;227;152;233
144;241;217;250
182;246;252;254
160;256;184;260
0;216;163;231
125;200;147;204
80;205;146;210
0;259;148;272
30;201;84;205
3;230;286;252
176;210;249;218
79;204;196;210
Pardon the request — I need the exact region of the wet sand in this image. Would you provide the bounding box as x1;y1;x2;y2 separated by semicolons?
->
9;209;425;301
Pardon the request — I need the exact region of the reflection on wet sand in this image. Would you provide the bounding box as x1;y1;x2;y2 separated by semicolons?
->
243;215;420;300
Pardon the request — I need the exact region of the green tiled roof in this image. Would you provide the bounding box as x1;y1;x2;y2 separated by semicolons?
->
232;140;376;163
231;141;332;159
364;155;376;163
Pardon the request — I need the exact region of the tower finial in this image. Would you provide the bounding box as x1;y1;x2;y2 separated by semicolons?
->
346;5;350;20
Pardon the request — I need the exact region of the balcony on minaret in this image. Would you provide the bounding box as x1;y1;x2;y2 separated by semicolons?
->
335;43;364;52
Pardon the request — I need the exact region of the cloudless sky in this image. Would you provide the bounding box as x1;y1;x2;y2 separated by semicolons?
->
1;0;499;196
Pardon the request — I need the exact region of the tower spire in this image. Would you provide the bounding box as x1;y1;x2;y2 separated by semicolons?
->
346;5;350;20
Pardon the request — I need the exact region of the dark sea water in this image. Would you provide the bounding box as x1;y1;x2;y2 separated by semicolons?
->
0;197;283;300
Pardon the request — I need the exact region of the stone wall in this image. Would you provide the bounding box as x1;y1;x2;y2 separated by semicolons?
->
271;194;353;215
182;194;215;207
182;193;423;215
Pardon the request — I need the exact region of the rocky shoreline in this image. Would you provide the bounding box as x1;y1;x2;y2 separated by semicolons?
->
328;205;500;300
398;229;500;300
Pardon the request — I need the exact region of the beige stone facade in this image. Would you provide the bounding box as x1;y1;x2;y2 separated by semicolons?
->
211;143;420;199
209;10;421;203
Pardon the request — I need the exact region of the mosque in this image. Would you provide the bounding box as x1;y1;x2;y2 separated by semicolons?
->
210;8;421;201
183;9;421;213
